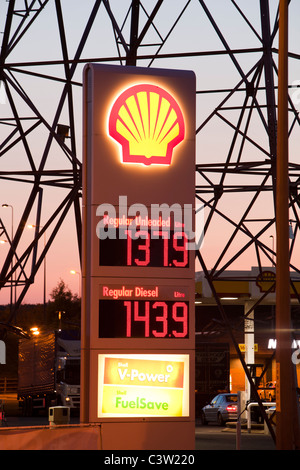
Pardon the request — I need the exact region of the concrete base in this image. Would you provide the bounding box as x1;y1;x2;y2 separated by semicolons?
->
0;423;101;450
99;420;195;450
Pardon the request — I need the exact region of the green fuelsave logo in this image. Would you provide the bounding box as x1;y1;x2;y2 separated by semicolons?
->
115;396;169;411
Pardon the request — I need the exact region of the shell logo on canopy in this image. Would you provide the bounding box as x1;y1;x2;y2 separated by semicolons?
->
108;84;185;166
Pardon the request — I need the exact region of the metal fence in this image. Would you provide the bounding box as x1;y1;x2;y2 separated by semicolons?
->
0;378;18;394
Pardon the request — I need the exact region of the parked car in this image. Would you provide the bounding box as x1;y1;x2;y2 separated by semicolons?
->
200;393;238;426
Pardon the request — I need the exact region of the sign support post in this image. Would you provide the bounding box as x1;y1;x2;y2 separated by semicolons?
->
276;0;300;449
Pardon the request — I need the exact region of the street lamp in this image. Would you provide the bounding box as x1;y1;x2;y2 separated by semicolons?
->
269;235;274;265
70;269;81;297
30;327;40;336
0;238;11;312
57;311;65;332
28;224;47;320
2;203;14;306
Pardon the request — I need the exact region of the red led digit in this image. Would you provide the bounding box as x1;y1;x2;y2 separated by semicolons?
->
124;301;132;337
134;230;150;266
152;301;168;337
172;231;188;267
125;230;150;266
134;300;150;337
125;230;133;266
172;302;188;337
153;230;169;266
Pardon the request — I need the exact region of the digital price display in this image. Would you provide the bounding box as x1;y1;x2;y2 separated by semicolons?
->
99;284;189;339
99;299;189;338
99;228;189;268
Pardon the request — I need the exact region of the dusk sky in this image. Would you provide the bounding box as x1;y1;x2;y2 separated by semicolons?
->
0;1;300;305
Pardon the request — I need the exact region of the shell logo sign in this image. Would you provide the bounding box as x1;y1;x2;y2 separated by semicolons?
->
108;84;185;166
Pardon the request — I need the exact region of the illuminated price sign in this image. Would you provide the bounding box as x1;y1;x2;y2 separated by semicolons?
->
99;300;188;338
82;64;195;440
99;228;189;268
99;284;189;339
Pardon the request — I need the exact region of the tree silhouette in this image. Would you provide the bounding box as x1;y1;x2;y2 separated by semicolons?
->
47;279;80;329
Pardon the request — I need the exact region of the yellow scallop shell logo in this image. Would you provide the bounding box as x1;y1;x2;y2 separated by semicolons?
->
108;84;185;166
